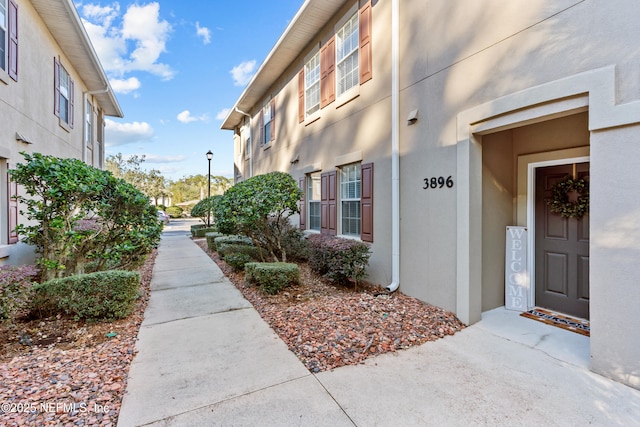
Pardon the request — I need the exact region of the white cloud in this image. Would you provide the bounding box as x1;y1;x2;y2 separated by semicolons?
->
144;154;187;163
216;108;231;120
177;110;209;124
230;60;257;86
195;22;211;45
80;2;174;81
105;119;154;146
110;77;141;94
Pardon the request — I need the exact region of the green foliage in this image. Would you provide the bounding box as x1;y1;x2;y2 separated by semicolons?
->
245;262;300;295
223;253;253;272
190;224;206;236
205;232;223;250
213;172;302;262
165;206;183;218
190;196;218;225
167;174;233;205
217;243;261;260
32;271;140;321
307;234;371;286
546;177;589;218
214;235;254;247
106;153;169;204
280;223;309;261
0;265;38;321
10;152;162;281
194;227;217;238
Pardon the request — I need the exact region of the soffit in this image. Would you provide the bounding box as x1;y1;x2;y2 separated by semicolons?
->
221;0;346;130
29;0;123;117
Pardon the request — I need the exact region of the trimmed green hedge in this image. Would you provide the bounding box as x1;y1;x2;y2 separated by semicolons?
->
205;232;223;250
223;253;253;272
214;235;253;247
245;262;300;295
217;243;261;259
307;234;371;285
195;227;217;238
32;270;140;321
190;224;206;236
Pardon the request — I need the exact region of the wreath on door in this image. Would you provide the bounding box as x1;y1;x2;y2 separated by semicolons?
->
546;177;589;218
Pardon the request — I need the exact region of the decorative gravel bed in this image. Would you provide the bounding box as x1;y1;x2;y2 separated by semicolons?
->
0;250;157;426
195;240;465;372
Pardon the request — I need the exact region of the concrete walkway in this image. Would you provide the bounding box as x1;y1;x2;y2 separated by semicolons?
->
118;219;640;426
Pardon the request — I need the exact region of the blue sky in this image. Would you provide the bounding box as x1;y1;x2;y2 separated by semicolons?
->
76;1;303;181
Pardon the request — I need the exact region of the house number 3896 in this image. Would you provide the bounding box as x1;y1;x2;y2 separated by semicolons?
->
423;176;454;189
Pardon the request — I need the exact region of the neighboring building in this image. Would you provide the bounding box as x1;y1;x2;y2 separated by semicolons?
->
222;1;640;389
0;0;123;264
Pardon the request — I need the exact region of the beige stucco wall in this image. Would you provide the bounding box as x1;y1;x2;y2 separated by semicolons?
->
232;0;640;388
0;0;98;264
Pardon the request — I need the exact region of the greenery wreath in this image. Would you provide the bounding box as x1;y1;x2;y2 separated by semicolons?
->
546;177;589;218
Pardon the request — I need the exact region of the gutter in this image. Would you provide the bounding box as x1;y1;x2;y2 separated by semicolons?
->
386;0;400;293
235;107;252;179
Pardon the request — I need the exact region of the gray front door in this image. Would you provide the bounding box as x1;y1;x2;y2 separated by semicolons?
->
535;163;589;319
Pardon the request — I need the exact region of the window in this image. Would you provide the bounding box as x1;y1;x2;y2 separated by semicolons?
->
0;0;17;81
260;99;275;145
336;12;359;97
85;100;93;145
245;136;251;159
54;58;74;129
304;53;320;117
340;163;361;236
308;173;321;231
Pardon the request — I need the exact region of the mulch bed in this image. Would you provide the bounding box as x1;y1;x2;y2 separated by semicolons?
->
0;250;157;426
195;240;466;372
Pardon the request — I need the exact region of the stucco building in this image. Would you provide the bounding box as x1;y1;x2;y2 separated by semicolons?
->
222;0;640;389
0;0;122;264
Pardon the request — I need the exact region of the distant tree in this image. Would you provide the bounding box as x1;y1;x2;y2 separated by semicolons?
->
106;153;169;205
168;175;233;204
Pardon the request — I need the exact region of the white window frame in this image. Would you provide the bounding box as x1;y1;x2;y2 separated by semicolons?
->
339;163;361;237
58;65;71;125
85;99;93;145
307;172;321;232
335;6;359;102
262;101;272;146
0;0;7;76
304;52;320;119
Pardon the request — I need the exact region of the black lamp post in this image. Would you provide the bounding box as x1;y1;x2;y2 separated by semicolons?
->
206;150;213;226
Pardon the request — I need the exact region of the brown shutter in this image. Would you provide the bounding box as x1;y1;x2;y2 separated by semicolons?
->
361;162;373;242
7;166;18;244
359;0;373;84
53;58;60;117
320;36;335;108
8;0;18;81
321;171;337;235
269;98;275;141
299;177;306;230
298;70;305;123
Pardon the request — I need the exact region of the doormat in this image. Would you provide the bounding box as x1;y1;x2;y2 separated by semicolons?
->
520;308;590;337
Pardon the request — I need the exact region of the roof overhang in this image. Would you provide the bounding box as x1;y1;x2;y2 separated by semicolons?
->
29;0;123;117
221;0;346;130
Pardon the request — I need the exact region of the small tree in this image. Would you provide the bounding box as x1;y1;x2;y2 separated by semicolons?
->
10;152;162;281
191;196;218;225
214;172;301;262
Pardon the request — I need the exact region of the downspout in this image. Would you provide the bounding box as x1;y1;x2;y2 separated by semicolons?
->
235;108;252;178
83;86;109;165
386;0;400;292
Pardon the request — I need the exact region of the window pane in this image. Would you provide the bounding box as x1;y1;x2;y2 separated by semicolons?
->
309;201;321;231
342;201;361;236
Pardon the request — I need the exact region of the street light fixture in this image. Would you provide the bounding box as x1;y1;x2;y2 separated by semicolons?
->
206;150;213;226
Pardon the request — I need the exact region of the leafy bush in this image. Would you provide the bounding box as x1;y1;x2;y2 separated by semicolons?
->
214;235;253;247
223;253;253;272
32;271;140;321
191;196;218;225
0;265;38;321
280;223;309;261
205;232;223;250
245;262;300;295
217;243;261;260
10;152;161;281
165;206;183;218
213;172;301;262
307;234;371;286
191;224;206;237
194;227;217;238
